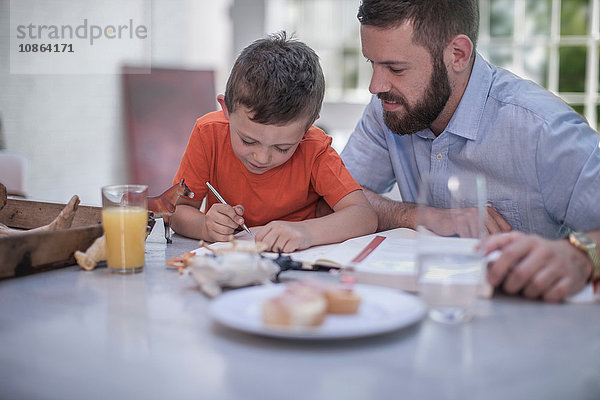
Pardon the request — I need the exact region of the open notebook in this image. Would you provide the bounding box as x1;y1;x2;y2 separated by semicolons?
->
292;228;493;297
201;227;493;298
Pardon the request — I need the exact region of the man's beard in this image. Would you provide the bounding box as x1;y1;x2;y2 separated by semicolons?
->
379;58;451;135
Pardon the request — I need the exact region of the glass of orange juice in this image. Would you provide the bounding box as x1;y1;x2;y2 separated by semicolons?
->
101;184;148;274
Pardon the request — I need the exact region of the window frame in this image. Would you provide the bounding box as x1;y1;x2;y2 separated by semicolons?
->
267;0;600;130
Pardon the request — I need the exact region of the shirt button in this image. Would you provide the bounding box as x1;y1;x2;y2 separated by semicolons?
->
436;153;443;160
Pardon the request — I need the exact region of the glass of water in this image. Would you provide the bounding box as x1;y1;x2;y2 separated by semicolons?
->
416;173;487;324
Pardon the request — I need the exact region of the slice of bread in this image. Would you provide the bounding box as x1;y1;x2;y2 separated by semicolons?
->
262;279;362;328
262;285;327;328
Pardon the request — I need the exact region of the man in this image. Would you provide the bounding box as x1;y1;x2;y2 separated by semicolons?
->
341;0;600;301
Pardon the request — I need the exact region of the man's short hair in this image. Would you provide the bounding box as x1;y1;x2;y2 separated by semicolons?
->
357;0;479;59
224;31;325;130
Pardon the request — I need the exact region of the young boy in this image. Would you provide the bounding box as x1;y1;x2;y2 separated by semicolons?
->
171;32;377;252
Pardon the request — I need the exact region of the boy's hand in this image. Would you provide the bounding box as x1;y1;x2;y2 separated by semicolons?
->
255;221;311;253
203;204;246;242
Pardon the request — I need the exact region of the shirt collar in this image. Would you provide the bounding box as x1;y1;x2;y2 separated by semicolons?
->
445;52;493;141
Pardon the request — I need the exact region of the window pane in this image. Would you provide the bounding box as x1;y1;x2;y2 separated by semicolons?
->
559;46;587;92
523;46;548;87
525;0;551;36
488;46;513;69
490;0;514;37
570;104;585;118
342;46;359;90
561;0;588;36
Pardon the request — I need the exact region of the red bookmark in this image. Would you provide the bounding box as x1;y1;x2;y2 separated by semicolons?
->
351;235;386;263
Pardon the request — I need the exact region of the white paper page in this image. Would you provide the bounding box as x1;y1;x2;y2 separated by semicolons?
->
376;227;418;240
286;242;341;265
193;227;419;264
293;228;418;266
352;238;417;274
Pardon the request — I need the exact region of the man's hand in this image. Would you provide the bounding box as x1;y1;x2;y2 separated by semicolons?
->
203;203;246;242
483;231;592;302
422;205;512;237
254;220;312;253
484;206;513;234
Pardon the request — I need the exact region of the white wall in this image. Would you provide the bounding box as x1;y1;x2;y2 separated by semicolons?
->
0;0;381;206
0;0;232;205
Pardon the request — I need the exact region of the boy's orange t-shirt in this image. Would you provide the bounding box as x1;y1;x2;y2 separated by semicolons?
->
173;111;361;228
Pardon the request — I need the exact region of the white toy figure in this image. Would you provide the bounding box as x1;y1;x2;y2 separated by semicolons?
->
189;251;278;297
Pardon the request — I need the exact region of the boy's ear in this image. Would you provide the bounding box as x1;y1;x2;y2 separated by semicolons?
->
217;94;229;120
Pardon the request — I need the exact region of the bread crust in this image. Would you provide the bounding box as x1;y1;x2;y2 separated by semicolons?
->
262;280;362;328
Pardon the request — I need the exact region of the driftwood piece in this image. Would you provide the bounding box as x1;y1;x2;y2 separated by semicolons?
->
0;195;80;236
0;183;6;211
0;197;101;230
0;197;103;279
0;224;103;279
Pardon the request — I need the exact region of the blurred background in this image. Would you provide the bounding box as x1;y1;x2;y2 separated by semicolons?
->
0;0;598;205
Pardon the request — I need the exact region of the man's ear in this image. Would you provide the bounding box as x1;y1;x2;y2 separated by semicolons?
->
216;94;229;120
445;34;473;73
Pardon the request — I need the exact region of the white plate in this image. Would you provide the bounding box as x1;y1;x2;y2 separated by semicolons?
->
210;284;426;340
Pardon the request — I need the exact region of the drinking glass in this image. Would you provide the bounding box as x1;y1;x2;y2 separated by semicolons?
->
101;185;148;274
415;173;487;323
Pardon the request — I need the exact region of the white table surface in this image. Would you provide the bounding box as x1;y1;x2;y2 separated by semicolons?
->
1;222;599;400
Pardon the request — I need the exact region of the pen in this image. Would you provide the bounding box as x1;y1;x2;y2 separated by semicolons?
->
205;181;252;235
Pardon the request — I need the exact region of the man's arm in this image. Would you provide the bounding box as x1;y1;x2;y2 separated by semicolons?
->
484;230;600;302
362;188;417;231
363;187;512;234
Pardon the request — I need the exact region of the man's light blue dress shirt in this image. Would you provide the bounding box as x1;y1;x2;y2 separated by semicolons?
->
341;53;600;238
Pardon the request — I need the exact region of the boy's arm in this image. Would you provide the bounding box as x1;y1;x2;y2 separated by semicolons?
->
256;190;377;252
309;190;378;245
170;197;207;240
